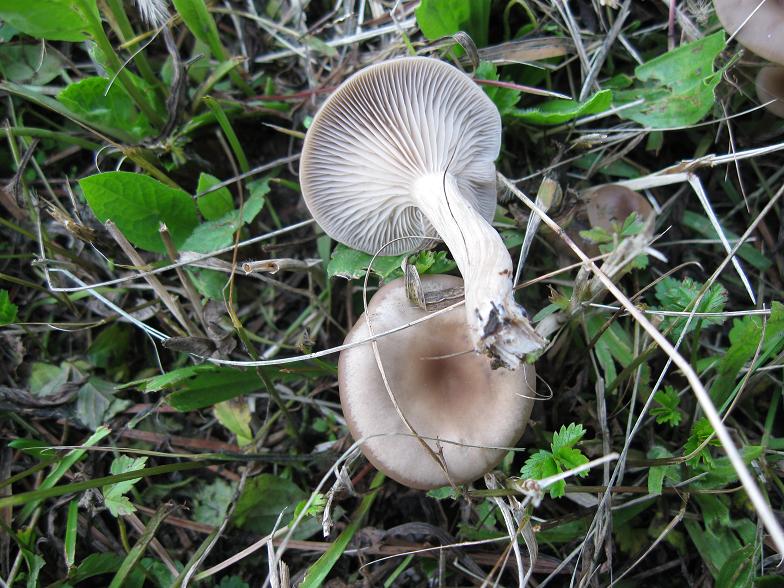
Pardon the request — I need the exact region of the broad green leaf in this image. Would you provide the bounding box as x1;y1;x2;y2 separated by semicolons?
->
586;316;634;385
214;399;253;446
29;362;70;397
717;545;755;588
188;268;227;300
0;44;61;84
80;172;198;253
683;417;721;466
415;0;490;47
103;456;148;517
711;301;784;406
196;173;233;220
172;0;225;55
476;61;520;116
510;89;612;125
180;185;266;253
615;31;726;128
58;77;154;141
0;0;94;41
233;474;306;535
646;446;675;496
684;519;744;578
193;479;235;526
0;289;18;325
87;324;132;370
76;378;131;431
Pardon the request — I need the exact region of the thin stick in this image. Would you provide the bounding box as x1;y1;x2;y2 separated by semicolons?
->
105;220;198;337
498;171;784;555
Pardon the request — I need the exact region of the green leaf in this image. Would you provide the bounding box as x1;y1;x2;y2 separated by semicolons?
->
551;423;586;453
327;244;456;281
76;378;131;431
415;0;490;47
0;44;61;84
711;301;784;406
650;386;683;427
233;474;306;535
475;61;520;116
520;450;562;497
0;0;94;41
614;31;726;128
509;89;612;125
58;77;154;141
193;479;235;526
69;553;127;584
683;417;721;466
87;324;132;370
681;210;771;271
654;276;727;338
196;173;233;220
28;362;70;397
684;518;744;579
426;486;459;500
180;185;266;253
717;545;755;588
214;400;253;446
102;456;148;517
188;268;227;301
80;172;198;253
0;289;18;325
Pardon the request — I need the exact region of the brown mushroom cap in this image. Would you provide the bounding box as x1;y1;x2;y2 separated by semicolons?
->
338;275;536;490
585;185;654;233
756;65;784;118
714;0;784;66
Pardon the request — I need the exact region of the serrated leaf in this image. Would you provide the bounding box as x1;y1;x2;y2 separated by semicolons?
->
80;172;198;253
650;386;683;427
683;417;721;466
520;449;557;481
58;77;154;140
615;31;726;128
102;456;148;517
553;446;589;475
654;277;727;338
0;289;18;325
415;0;490;47
551;423;586;453
196;173;234;220
510;90;612;125
0;0;94;41
193;478;235;526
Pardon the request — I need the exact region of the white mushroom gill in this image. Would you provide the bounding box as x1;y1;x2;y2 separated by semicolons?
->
300;57;546;368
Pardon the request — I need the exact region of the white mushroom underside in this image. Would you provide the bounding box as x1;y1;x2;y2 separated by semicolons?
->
339;276;536;490
301;57;500;256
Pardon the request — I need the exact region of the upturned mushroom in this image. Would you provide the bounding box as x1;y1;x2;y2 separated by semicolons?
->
300;57;545;369
584;185;654;235
755;66;784;118
713;0;784;66
339;275;536;489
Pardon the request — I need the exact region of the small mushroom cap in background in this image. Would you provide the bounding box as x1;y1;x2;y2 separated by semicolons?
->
338;275;536;490
585;185;654;234
756;66;784;118
300;57;501;256
713;0;784;66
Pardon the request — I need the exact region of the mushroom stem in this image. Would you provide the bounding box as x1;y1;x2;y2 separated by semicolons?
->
412;173;545;368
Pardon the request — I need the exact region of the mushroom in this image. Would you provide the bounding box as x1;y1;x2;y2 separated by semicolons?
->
300;56;545;369
339;275;536;489
713;0;784;66
584;185;654;235
755;66;784;118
